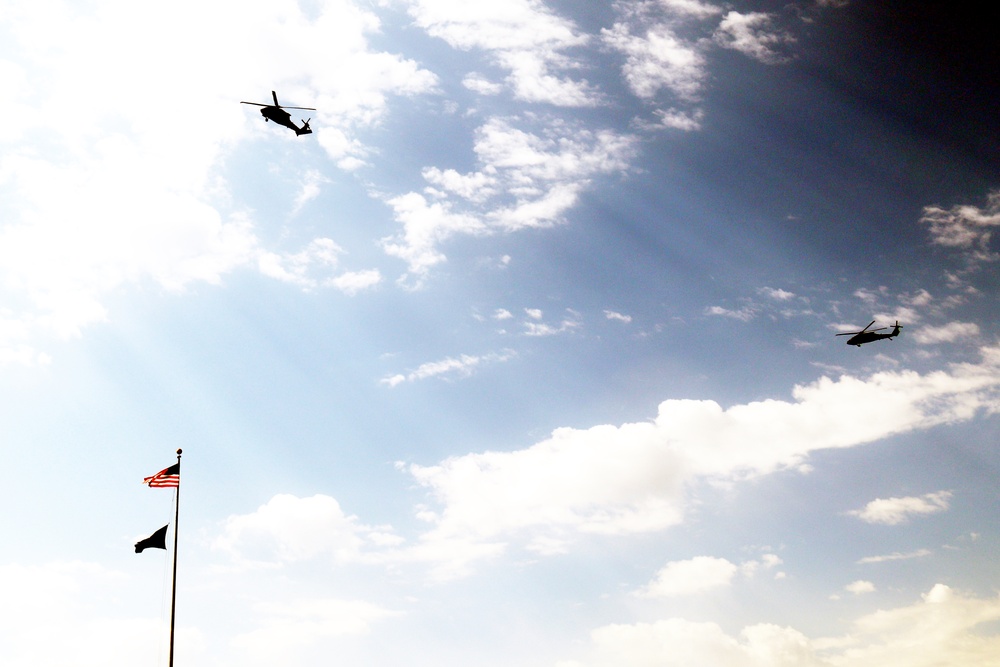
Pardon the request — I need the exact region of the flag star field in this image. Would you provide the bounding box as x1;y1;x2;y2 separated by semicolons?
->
0;1;998;665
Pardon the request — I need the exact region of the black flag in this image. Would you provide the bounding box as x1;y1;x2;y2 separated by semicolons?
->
135;525;168;553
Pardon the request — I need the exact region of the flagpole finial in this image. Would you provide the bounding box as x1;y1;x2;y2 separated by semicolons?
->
176;448;182;457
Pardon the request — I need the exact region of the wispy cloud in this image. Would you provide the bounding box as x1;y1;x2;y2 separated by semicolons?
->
712;11;796;64
523;309;582;336
604;310;632;323
922;190;1000;263
381;349;516;387
381;116;637;283
705;305;756;321
406;0;598;106
857;549;932;565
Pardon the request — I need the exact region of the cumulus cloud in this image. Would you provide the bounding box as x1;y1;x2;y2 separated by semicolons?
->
847;491;953;525
576;617;821;667
232;598;401;664
212;494;401;567
0;561;185;666
845;579;876;595
207;349;999;580
601;22;708;101
635;553;784;598
403;347;1000;571
568;585;1000;667
0;0;438;363
636;556;738;597
760;287;796;301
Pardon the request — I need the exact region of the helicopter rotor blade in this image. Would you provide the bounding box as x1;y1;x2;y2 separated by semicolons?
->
835;332;860;336
282;105;317;111
240;101;269;107
861;319;876;332
272;90;280;106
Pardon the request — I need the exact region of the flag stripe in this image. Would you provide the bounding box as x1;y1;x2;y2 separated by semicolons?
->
143;463;180;488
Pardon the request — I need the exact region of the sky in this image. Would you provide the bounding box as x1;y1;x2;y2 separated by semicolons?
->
1;0;999;665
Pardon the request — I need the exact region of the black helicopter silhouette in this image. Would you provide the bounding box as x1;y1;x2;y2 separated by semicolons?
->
241;91;315;136
836;320;903;347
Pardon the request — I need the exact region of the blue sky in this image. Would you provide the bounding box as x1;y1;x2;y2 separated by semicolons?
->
1;1;999;665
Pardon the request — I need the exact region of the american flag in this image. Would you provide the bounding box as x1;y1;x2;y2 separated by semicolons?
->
143;463;180;488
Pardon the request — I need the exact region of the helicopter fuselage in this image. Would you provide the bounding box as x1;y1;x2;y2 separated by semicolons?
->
241;91;315;137
845;325;902;346
258;106;311;135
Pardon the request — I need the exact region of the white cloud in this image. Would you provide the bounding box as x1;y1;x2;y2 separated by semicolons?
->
257;238;344;288
857;549;932;565
382;116;637;280
712;12;795;64
523;309;582;337
579;618;820;667
232;597;401;664
290;169;330;216
569;585;1000;667
914;321;980;344
602;22;707;101
656;0;724;19
462;72;504;95
760;287;796;301
406;0;598;106
637;556;738;597
0;561;194;667
655;107;705;131
212;494;399;566
0;0;439;362
921;190;1000;262
706;305;756;321
604;310;632;323
637;553;782;597
380;349;515;386
845;579;876;595
847;491;953;525
327;268;383;295
402;347;1000;570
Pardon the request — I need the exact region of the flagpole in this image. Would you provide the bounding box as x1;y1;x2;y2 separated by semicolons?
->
168;448;182;667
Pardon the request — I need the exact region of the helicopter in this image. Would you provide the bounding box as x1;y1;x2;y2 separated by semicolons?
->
836;320;903;347
241;90;315;136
